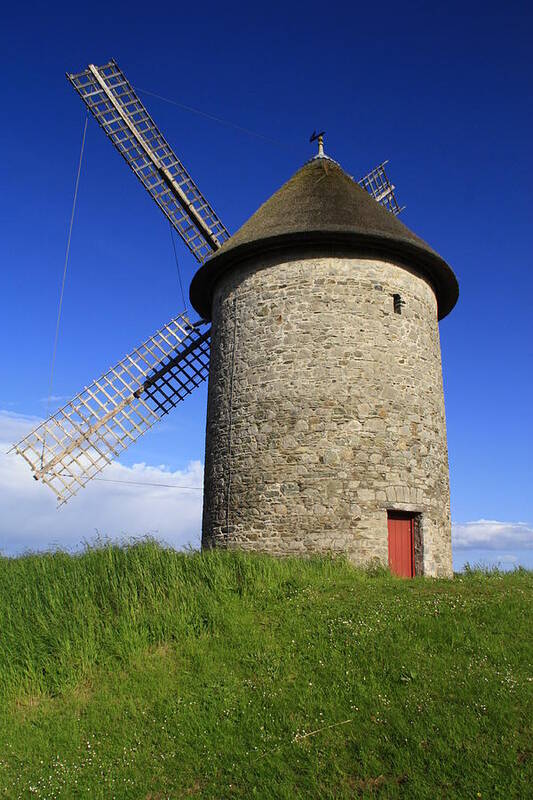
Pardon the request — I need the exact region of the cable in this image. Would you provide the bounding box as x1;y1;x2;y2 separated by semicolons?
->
41;114;88;469
93;477;202;490
168;222;188;312
136;86;297;152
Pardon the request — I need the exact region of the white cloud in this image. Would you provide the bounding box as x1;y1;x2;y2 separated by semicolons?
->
0;410;203;555
493;554;519;565
452;519;533;550
39;395;69;404
0;409;41;443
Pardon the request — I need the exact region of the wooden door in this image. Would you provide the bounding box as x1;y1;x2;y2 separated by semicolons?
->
387;512;415;578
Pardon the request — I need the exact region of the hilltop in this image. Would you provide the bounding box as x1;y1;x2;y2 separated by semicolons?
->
0;542;531;799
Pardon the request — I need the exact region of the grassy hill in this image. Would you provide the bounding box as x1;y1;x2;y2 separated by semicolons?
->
0;541;531;799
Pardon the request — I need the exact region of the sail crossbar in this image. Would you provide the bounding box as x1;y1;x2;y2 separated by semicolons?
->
67;60;230;263
13;315;210;505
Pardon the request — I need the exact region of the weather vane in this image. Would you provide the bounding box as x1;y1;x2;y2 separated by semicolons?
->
310;130;326;157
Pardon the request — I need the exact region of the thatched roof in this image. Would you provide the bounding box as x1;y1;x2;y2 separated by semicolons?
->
190;157;458;320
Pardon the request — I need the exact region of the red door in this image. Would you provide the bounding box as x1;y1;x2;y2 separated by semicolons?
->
387;512;415;578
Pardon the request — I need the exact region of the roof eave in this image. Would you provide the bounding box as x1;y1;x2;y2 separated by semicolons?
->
190;230;459;322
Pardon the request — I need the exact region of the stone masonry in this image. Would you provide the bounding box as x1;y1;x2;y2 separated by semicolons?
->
201;249;453;577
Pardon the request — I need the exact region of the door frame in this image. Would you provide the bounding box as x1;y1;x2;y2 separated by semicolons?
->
387;510;416;578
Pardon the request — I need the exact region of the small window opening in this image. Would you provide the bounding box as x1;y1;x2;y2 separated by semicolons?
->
392;293;405;314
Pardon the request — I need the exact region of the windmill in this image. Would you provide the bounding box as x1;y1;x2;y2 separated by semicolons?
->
13;59;404;506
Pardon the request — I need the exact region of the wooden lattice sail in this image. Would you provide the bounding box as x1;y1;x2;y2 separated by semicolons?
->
67;60;231;262
359;161;404;216
13;316;210;505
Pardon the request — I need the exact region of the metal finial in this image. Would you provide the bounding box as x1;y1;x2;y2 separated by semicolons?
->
309;130;326;157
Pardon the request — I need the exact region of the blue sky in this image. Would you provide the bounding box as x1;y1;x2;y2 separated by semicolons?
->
0;0;531;568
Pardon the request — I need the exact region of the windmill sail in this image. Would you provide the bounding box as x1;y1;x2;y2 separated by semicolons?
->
13;316;210;505
67;60;230;263
359;161;404;216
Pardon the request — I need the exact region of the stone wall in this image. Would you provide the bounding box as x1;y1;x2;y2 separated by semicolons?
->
201;248;452;577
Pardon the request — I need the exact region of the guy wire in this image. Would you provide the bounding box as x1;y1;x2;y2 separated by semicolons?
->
41;114;88;469
136;86;297;152
169;222;188;313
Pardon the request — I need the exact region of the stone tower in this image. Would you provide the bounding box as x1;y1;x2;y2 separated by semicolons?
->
190;154;458;577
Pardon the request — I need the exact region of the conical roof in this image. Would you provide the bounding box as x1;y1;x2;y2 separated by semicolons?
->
190;157;458;320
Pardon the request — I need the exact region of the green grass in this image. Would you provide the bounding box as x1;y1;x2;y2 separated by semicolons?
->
0;540;531;799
